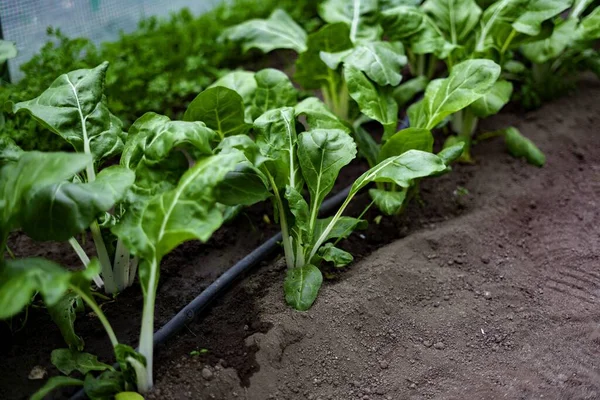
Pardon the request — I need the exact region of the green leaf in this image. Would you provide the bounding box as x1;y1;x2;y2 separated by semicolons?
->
250;69;298;120
379;128;434;162
122;112;215;167
352;150;447;194
353;125;380;168
0;152;91;238
503;127;545;166
578;7;600;41
210;71;257;105
408;59;501;129
285;186;311;243
254;107;302;190
393;76;429;109
369;188;408;215
317;243;354;267
0;258;99;319
84;370;125;400
297;129;356;220
0;136;24;164
222;9;307;53
51;349;113;375
216;161;271;206
12;62;124;162
0;40;17;63
30;376;84;400
345;65;398;135
521;19;578;63
47;292;85;351
422;0;482;43
313;216;367;244
112;151;243;261
115;392;145;400
318;0;381;42
294;97;351;133
295;23;353;90
476;0;571;52
470;80;513;118
438;142;466;164
184;86;251;139
339;41;407;86
21;165;134;242
284;264;323;311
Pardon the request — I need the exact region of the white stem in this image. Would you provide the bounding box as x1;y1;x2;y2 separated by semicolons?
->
68;237;104;288
308;195;354;262
113;239;130;292
90;221;116;294
138;258;158;393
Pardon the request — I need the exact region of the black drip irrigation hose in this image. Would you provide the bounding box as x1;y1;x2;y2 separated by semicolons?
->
71;114;411;399
69;186;351;400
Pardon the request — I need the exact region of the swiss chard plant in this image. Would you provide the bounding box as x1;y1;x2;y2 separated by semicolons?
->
222;6;408;132
215;104;456;310
9;62;136;294
515;2;600;108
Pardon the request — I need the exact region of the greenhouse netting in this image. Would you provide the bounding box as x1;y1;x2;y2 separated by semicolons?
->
0;0;221;80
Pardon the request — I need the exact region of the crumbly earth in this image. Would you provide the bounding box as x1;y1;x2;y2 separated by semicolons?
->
147;80;600;400
1;80;599;400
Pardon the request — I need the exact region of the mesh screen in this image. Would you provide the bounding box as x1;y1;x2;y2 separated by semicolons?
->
0;0;222;80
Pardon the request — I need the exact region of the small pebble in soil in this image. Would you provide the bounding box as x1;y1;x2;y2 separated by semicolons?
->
483;291;493;300
201;367;213;380
434;342;446;350
481;255;490;264
379;360;389;369
423;340;433;348
28;365;47;380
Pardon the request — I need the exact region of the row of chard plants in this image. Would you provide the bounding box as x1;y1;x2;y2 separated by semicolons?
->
0;0;599;398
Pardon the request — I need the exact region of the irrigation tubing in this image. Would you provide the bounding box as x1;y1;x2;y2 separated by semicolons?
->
70;114;410;399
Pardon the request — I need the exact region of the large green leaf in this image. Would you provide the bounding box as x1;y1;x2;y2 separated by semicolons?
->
470;80;513;118
393;76;429;109
408;59;500;129
215;160;271;206
298;129;356;233
345;65;398;135
47;292;85;351
422;0;482;43
337;41;407;86
21;165;134;242
51;348;113;375
12;62;124;162
295;23;353;90
30;376;84;400
284;264;323;311
318;0;381;42
285;186;311;244
184;86;250;139
379;128;434;162
353;125;380;168
122;112;215;168
0;258;99;319
476;0;571;52
254;107;302;190
250;69;298;120
351;150;446;194
521;19;577;63
0;40;17;63
577;7;600;41
294;97;351;133
112;151;243;261
222;9;307;53
209;71;257;104
0;152;91;237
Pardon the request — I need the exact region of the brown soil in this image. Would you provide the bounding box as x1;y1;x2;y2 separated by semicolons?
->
1;79;599;400
146;81;600;400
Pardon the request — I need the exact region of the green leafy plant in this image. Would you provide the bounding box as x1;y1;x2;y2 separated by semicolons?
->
214;101;456;310
515;2;600;108
9;62;136;294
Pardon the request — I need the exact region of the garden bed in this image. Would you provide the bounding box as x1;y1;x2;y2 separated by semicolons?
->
1;79;599;400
